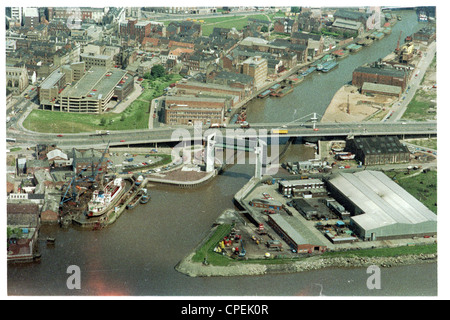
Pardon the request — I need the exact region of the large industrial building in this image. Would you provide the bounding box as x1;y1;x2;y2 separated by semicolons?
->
326;171;437;241
346;136;410;166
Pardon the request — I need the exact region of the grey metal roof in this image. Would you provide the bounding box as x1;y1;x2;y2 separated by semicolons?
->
270;214;309;245
329;171;437;232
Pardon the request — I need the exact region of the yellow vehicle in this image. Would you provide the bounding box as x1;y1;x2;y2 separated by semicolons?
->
271;129;288;134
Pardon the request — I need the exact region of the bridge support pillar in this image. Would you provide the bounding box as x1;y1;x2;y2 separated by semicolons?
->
205;133;216;172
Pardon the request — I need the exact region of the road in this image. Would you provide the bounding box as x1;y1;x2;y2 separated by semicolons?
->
386;41;436;122
7;120;437;149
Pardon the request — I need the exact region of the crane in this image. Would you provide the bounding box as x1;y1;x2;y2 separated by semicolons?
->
60;168;88;205
88;141;110;183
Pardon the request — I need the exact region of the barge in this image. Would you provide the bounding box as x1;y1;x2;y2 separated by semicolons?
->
321;60;338;73
301;66;316;77
258;89;272;98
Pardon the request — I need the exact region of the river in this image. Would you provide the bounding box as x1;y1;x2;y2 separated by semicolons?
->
7;10;437;297
245;10;424;124
7;161;437;296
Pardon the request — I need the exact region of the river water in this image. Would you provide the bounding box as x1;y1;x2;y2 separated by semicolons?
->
246;10;424;124
7;10;438;297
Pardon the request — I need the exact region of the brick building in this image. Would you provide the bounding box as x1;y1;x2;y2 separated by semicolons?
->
164;96;227;125
273;18;298;34
241;56;268;89
352;65;407;91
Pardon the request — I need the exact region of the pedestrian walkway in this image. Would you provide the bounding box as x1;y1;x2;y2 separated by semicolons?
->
111;82;144;114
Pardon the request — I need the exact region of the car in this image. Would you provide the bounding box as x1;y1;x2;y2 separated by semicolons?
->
120;140;125;142
313;128;319;131
57;134;63;137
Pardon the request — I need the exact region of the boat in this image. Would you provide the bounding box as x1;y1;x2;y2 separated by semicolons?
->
127;189;145;210
269;83;281;91
273;85;293;97
135;175;144;186
140;189;150;204
331;143;345;152
258;89;272;98
301;66;316;77
320;60;338;73
418;12;428;22
87;178;126;217
337;153;356;160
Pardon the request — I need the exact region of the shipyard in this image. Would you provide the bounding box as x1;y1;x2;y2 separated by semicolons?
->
6;5;438;297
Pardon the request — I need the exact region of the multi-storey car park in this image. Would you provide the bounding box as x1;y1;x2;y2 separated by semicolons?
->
39;66;133;113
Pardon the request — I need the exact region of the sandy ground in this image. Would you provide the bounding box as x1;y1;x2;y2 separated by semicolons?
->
321;84;396;123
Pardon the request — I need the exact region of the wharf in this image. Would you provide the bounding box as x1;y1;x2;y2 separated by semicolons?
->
71;177;148;228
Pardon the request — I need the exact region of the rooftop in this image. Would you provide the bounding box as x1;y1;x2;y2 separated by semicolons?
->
351;136;409;155
60;67;126;99
40;68;65;90
328;171;437;231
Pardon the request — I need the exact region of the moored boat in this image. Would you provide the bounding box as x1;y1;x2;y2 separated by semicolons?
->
301;66;316;76
258;89;272;98
135;175;144;186
87;178;126;217
127;189;145;209
336;152;356;160
321;60;338;73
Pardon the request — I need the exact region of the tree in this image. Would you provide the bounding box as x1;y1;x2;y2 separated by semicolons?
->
151;64;166;78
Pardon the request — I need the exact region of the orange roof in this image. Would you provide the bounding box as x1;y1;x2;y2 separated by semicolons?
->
169;47;194;56
168;40;195;49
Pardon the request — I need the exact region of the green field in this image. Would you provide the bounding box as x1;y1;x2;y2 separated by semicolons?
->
385;169;437;214
23;74;181;133
402;89;437;121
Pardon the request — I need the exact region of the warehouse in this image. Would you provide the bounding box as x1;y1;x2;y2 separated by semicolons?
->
345;136;410;166
249;198;283;211
352;65;407;91
267;214;327;253
278;178;326;198
361;82;402;97
292;198;318;220
326;171;437;241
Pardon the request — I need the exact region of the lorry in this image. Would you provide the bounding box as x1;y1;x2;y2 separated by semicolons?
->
91;130;110;136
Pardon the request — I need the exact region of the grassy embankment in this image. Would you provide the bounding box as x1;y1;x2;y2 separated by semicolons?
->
402;54;437;121
23;74;182;133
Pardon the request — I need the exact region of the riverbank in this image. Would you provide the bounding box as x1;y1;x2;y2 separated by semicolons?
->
321;84;395;122
176;246;437;278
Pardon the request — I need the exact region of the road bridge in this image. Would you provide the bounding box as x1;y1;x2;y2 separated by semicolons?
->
8;120;437;149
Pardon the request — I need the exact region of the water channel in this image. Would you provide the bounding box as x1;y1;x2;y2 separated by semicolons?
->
246;9;424;124
7;10;437;297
